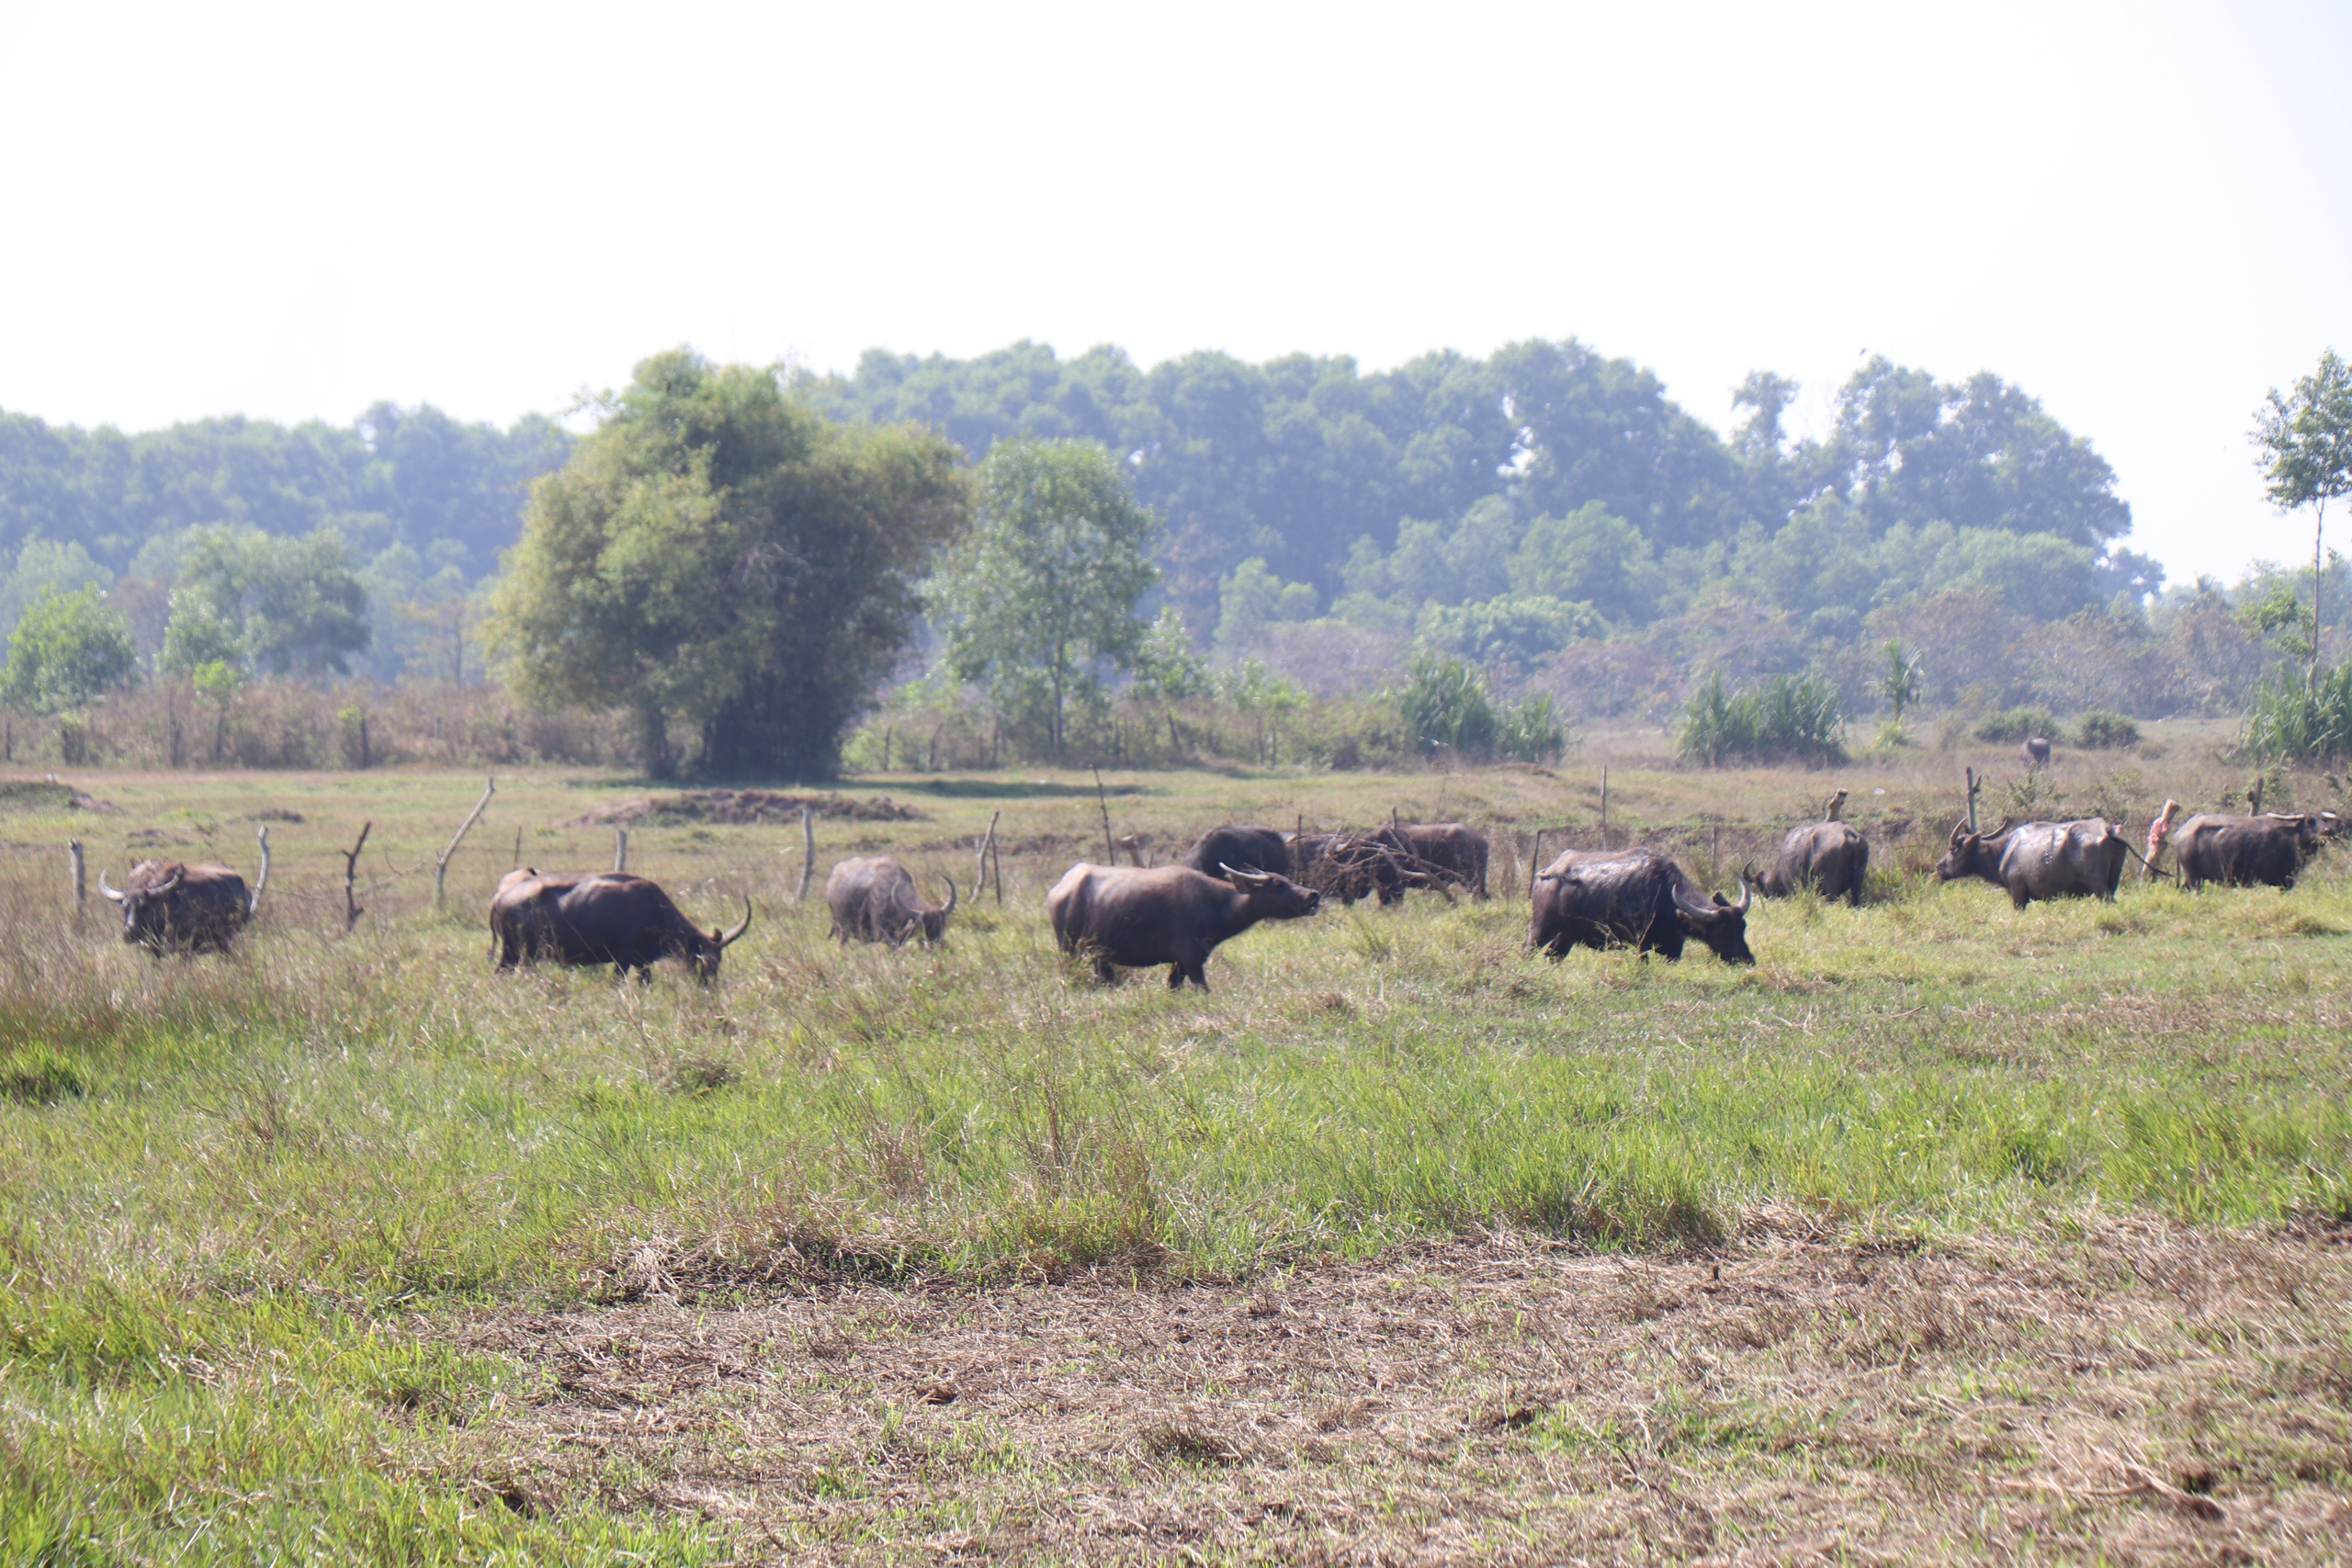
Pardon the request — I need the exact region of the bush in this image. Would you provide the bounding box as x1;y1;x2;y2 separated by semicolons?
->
2073;710;2140;750
1974;705;2057;744
1392;653;1566;763
2239;661;2352;763
1678;671;1845;765
0;1046;85;1106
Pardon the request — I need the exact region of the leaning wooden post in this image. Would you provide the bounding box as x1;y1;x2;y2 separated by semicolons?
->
434;776;496;911
1093;764;1115;864
796;807;815;902
1600;768;1610;851
612;827;628;874
1964;767;1981;833
340;821;372;934
511;825;523;870
976;809;1001;896
67;840;85;925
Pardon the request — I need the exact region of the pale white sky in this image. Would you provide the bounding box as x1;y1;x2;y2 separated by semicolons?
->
2;2;2346;584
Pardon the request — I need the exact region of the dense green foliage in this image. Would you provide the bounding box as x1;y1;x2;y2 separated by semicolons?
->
0;400;569;581
1391;651;1565;762
1973;706;2059;745
0;586;137;713
808;342;2148;638
157;525;372;678
2240;660;2352;763
1679;671;1846;765
927;439;1160;760
492;350;968;777
2073;710;2140;749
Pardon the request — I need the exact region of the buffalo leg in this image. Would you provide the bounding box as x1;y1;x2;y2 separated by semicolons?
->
1093;956;1119;985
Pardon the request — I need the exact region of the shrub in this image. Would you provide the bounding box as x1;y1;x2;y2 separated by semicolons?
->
2073;710;2140;750
0;1046;85;1106
2240;661;2352;763
1974;705;2057;744
1678;671;1845;765
1391;653;1566;763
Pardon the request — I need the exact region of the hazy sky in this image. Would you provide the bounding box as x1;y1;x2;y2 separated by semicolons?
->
3;2;2346;583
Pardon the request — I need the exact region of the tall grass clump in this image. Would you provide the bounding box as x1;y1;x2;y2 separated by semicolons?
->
2073;710;2140;749
2240;660;2352;762
1678;671;1845;766
1974;705;2058;744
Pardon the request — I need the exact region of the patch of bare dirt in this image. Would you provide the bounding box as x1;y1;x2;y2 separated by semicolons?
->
429;1219;2352;1564
568;790;925;828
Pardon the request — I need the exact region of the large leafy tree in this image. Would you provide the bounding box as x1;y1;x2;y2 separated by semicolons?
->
2;585;139;713
492;349;967;778
2253;348;2352;690
928;439;1161;760
159;525;371;678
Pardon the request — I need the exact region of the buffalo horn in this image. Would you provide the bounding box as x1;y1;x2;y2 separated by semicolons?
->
1729;876;1751;914
96;870;125;902
718;896;753;946
153;870;183;895
1218;862;1274;889
1671;884;1720;922
935;874;957;915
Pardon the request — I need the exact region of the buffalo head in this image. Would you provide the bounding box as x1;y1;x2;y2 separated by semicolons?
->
897;875;958;948
1671;874;1754;964
1220;862;1321;920
689;897;755;982
1933;818;2009;885
97;866;180;944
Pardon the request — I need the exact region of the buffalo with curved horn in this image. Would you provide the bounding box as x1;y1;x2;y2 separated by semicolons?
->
98;828;270;953
490;870;752;982
1530;849;1754;964
826;856;959;948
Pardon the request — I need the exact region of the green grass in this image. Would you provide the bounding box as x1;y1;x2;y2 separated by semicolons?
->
1;742;2347;1559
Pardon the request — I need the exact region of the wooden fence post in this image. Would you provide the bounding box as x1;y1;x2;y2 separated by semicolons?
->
1094;765;1115;864
340;822;372;934
796;807;815;901
613;827;628;874
976;809;1001;896
434;777;495;911
67;840;85;924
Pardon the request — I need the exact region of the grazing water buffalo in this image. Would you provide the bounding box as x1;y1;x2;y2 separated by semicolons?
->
1752;821;1870;907
99;843;269;954
2172;812;2340;891
2020;737;2053;770
491;870;752;981
826;856;957;946
1931;818;2125;907
1371;822;1491;900
1047;862;1321;989
1179;825;1292;880
1529;850;1754;964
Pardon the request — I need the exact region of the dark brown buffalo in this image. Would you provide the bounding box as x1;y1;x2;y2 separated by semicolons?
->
1179;825;1292;881
1529;850;1754;964
1047;862;1320;989
1286;831;1424;907
99;855;266;953
826;855;957;946
2172;812;2340;891
490;869;752;982
2020;737;2053;769
1931;818;2125;907
1372;822;1491;900
1752;821;1870;907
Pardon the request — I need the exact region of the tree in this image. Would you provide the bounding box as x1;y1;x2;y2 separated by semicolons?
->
159;525;371;678
930;439;1161;760
1;585;138;713
2253;349;2352;693
492;350;967;779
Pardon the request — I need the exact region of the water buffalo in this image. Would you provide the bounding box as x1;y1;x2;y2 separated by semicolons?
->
1931;818;2125;907
99;840;269;954
1179;825;1291;881
2172;812;2340;891
1286;831;1425;907
826;856;957;946
2020;737;2053;770
1752;821;1870;907
1529;850;1754;964
1047;862;1321;989
490;870;752;981
1372;822;1490;899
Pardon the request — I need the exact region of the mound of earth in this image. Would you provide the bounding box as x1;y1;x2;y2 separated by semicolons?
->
569;789;924;828
0;779;119;814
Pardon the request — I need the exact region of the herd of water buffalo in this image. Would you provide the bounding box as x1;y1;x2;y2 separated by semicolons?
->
83;792;2345;991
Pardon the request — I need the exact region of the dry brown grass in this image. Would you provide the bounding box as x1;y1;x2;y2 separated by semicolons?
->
425;1218;2352;1564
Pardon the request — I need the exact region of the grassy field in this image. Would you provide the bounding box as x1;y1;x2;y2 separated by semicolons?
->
1;728;2347;1562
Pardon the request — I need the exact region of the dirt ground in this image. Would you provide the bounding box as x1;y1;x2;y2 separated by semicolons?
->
444;1216;2352;1565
